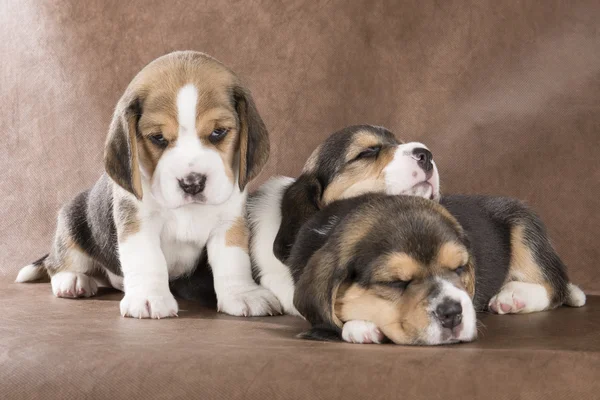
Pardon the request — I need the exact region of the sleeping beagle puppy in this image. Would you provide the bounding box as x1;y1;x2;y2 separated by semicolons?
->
289;193;586;345
247;125;440;315
15;51;281;318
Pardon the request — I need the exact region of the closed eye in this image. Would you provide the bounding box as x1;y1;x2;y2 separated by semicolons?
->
353;146;381;161
455;266;466;275
379;279;411;290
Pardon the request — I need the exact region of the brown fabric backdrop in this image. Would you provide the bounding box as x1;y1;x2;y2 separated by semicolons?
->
1;0;599;294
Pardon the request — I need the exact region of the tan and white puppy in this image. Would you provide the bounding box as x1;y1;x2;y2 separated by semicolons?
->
247;125;440;316
290;194;586;345
16;51;281;318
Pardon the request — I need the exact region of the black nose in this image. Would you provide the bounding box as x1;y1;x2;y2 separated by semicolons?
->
413;148;433;172
436;299;463;329
178;173;207;195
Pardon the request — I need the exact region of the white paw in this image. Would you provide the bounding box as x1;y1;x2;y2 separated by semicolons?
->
342;320;384;344
566;283;586;307
51;272;98;298
489;281;550;314
120;290;179;319
217;284;282;316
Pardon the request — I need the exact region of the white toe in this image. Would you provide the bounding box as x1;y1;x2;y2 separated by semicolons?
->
342;320;384;344
489;281;550;314
51;272;97;298
217;284;282;316
120;290;179;319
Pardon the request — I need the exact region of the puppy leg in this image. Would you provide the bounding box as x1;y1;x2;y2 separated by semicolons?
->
489;281;586;314
46;213;99;299
489;223;584;314
208;216;282;317
118;219;178;319
342;320;385;344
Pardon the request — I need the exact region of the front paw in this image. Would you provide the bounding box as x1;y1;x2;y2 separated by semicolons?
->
120;290;179;319
217;284;282;317
342;320;385;344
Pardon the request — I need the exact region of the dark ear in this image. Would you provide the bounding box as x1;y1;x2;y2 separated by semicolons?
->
293;248;348;334
297;325;342;342
234;85;269;191
273;174;322;262
104;94;143;199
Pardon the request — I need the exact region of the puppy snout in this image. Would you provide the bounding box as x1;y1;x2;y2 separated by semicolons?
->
435;299;463;329
178;173;207;195
412;148;433;173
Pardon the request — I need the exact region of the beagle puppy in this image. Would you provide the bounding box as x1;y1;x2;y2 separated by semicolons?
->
15;51;281;318
247;125;440;315
290;194;586;345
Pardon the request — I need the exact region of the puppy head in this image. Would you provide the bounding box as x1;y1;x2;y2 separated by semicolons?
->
302;125;440;204
294;195;477;345
104;51;269;208
274;125;439;261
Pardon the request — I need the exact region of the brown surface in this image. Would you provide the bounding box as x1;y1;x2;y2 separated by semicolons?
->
1;280;599;400
1;1;600;399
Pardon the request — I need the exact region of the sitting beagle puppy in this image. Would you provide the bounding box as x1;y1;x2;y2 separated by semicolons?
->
15;51;281;318
289;194;586;345
247;125;440;315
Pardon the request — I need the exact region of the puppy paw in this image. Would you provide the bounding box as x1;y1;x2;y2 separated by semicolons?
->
120;290;179;319
488;281;550;314
217;284;282;317
51;272;98;298
342;320;384;344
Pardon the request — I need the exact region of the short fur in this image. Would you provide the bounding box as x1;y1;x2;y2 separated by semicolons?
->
291;194;585;345
16;51;280;319
243;125;440;315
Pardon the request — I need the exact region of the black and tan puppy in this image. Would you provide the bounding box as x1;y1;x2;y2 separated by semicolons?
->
290;194;586;345
248;125;440;315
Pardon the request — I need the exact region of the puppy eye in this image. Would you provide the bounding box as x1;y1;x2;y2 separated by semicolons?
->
381;280;411;290
209;128;229;143
455;266;466;275
149;133;168;148
354;146;381;161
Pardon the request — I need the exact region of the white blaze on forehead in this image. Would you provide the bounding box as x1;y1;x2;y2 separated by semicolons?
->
177;84;198;137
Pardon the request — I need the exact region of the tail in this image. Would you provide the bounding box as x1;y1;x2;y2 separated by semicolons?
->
565;283;586;307
15;254;49;283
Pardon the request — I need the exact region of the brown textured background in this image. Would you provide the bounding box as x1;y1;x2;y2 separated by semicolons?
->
1;1;599;399
2;0;599;292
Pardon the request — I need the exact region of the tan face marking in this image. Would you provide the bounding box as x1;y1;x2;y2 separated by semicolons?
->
335;282;433;345
322;130;397;205
197;109;239;184
225;215;249;252
436;242;469;270
371;253;422;283
123;54;241;185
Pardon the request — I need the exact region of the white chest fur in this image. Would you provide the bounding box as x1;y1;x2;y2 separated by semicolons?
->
155;191;245;279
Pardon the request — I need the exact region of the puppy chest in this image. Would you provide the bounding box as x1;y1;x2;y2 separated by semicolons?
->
159;210;220;277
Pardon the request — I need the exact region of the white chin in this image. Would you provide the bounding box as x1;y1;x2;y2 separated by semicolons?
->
401;182;434;199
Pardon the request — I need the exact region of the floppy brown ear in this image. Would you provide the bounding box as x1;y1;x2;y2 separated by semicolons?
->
234;86;269;191
104;94;143;199
273;174;322;262
293;247;348;340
